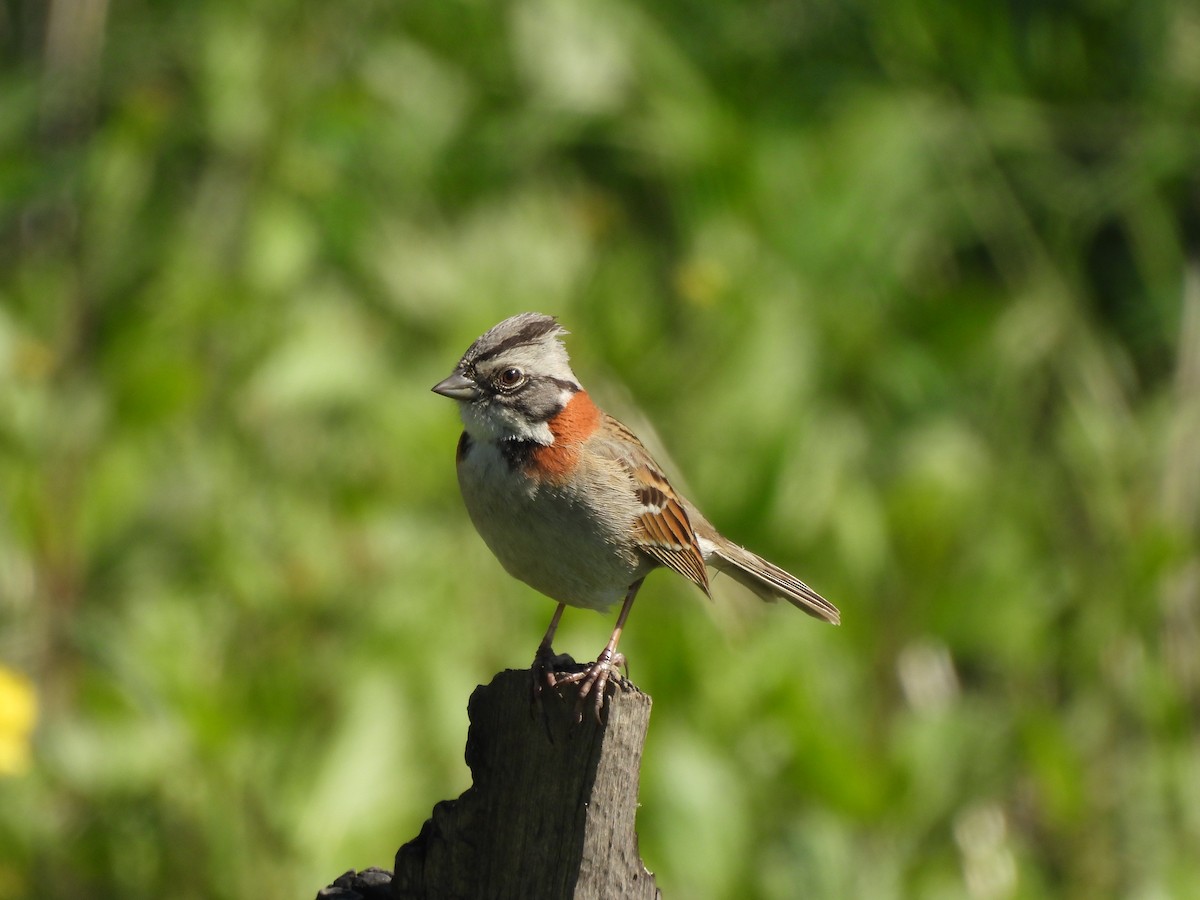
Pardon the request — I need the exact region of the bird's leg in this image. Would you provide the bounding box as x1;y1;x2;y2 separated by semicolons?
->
556;578;643;722
531;602;572;696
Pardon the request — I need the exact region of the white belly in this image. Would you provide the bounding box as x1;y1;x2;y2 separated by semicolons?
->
457;441;646;612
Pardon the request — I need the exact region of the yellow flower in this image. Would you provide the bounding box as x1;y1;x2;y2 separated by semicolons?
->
0;666;37;776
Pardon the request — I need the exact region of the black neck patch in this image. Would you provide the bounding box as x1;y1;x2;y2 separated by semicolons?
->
498;438;539;471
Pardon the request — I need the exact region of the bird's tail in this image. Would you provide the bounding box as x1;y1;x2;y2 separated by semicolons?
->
704;536;840;625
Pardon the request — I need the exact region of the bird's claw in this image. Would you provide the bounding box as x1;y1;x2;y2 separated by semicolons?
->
530;644;575;707
554;648;628;723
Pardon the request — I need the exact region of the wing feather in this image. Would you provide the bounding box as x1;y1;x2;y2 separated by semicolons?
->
594;414;711;593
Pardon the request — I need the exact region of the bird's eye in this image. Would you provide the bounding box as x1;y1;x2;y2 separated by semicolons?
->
497;367;525;390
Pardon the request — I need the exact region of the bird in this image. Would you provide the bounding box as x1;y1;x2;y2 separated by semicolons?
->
432;312;839;719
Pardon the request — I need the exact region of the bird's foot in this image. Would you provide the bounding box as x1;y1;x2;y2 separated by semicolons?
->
530;644;576;702
554;647;628;723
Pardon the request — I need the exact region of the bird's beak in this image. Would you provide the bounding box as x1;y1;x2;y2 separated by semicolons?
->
432;371;482;401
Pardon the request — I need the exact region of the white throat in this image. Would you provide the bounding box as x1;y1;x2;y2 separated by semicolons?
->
460;399;555;445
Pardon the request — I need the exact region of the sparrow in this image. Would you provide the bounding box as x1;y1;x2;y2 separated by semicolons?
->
433;312;839;719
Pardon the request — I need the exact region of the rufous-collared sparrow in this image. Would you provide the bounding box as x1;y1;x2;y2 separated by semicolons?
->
433;312;839;719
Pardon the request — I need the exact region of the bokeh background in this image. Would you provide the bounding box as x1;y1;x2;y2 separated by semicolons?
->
3;1;1200;897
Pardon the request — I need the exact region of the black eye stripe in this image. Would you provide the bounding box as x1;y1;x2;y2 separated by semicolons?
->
479;371;575;397
490;376;573;423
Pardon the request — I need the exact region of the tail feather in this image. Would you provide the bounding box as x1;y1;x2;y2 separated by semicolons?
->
706;539;840;625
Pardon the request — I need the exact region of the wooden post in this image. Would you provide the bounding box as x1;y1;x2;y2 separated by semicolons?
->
390;667;659;899
313;669;662;899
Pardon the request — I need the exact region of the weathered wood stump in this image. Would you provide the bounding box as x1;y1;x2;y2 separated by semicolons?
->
318;667;659;900
394;668;659;899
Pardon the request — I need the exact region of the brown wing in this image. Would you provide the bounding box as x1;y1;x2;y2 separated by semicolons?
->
598;414;711;594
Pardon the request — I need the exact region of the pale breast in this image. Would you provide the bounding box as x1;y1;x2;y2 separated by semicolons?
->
457;439;649;612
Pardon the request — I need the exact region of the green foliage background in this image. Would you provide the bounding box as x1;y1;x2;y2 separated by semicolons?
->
3;1;1199;897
